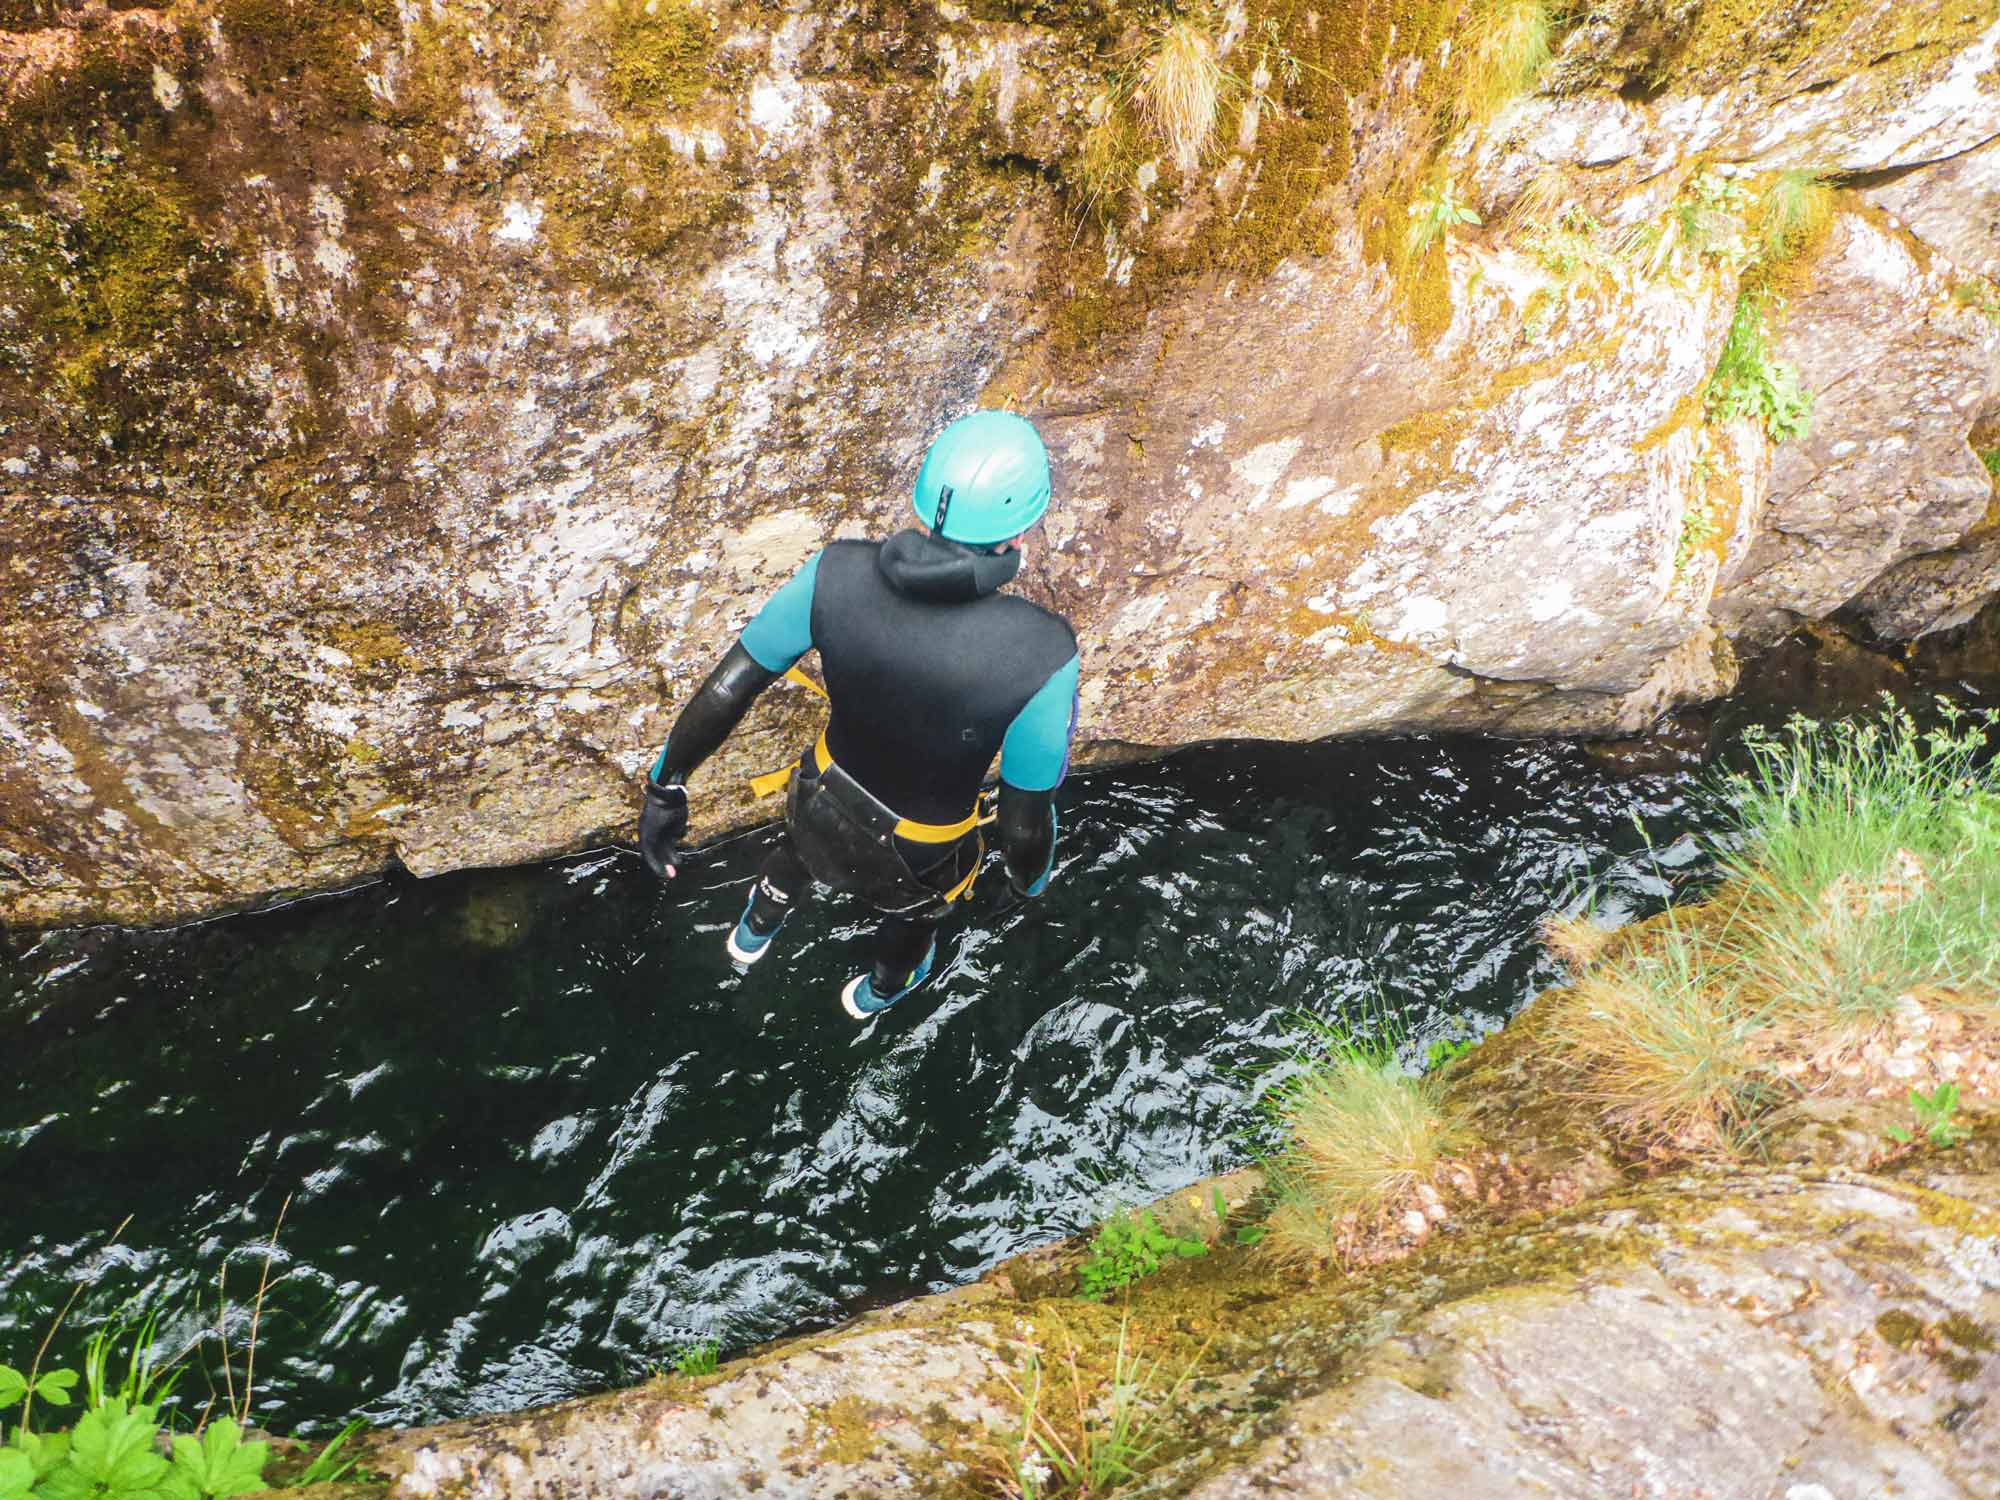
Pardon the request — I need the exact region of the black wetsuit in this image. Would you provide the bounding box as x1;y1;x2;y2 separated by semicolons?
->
653;529;1080;989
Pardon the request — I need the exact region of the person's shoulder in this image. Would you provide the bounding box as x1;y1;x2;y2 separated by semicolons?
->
992;593;1079;657
816;536;879;566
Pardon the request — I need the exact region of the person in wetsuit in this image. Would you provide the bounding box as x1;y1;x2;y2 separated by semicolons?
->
637;410;1080;1018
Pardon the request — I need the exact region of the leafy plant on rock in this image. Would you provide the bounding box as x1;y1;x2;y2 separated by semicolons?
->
1407;177;1481;260
1707;290;1812;443
1076;1211;1206;1301
1886;1083;1970;1149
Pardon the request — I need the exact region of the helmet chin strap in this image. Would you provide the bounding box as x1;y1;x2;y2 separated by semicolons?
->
932;484;956;540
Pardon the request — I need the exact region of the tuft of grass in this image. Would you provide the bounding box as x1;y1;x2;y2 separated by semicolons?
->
669;1341;718;1378
1547;699;2000;1149
1540;910;1615;972
1717;701;2000;1021
1259;1018;1469;1262
1552;922;1768;1148
1981;448;2000;482
1509;161;1569;228
1454;0;1553;128
1707;290;1813;443
988;1315;1200;1500
1136;16;1224;174
1756;169;1834;266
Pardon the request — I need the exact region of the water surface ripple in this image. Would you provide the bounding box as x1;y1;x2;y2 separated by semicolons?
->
0;736;1720;1430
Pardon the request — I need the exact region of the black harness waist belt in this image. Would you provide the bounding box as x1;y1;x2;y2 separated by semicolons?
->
787;746;981;913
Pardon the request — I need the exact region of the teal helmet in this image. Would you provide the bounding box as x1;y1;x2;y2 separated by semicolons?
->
912;410;1052;546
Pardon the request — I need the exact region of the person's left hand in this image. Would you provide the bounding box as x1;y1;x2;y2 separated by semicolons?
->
639;779;689;878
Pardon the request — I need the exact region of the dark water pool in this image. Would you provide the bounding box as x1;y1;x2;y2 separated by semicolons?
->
0;735;1724;1432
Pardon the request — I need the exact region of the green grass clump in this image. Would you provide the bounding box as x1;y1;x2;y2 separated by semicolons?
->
1453;0;1553;127
1755;169;1834;266
1548;699;2000;1149
1980;448;2000;482
1259;1019;1469;1263
990;1315;1199;1500
1076;1211;1207;1301
669;1342;718;1378
1717;701;2000;1019
1707;290;1813;443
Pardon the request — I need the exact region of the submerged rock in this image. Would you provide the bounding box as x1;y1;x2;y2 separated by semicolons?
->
3;0;1999;927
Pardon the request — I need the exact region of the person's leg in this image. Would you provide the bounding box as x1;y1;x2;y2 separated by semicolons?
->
840;835;976;1018
728;835;812;967
869;909;945;993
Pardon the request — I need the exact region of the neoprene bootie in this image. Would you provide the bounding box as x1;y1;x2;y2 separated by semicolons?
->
840;943;936;1019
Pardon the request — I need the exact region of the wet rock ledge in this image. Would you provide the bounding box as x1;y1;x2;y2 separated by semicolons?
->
367;1134;2000;1498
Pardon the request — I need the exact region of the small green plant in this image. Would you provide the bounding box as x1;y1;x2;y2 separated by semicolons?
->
2;1360;271;1500
1886;1083;1970;1148
1255;19;1302;90
1756;169;1834;265
0;1371;76;1419
669;1343;719;1378
1980;448;2000;482
1951;279;2000;321
1423;1037;1477;1071
1521;204;1621;338
291;1418;371;1487
1675;170;1752;264
1407;178;1481;259
1076;1211;1207;1301
1707;291;1813;443
1676;493;1721;574
992;1315;1202;1499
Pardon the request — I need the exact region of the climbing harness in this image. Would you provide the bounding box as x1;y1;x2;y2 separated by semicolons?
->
748;667;993;908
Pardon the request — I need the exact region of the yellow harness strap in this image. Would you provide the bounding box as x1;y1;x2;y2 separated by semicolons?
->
747;668;830;798
942;837;983;903
811;731;981;842
749;669;993;867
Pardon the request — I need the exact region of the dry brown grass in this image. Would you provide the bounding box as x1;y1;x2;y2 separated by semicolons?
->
1137;17;1223;174
1508;161;1570;228
1548;922;1768;1151
1539;910;1615;972
1453;0;1553;129
1262;1036;1472;1265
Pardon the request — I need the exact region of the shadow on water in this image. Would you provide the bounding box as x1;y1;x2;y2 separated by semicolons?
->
0;734;1726;1431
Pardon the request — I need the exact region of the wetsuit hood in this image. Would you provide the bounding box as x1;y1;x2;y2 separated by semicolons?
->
877;527;1022;603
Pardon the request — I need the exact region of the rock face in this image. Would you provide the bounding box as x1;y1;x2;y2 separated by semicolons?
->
3;0;1999;928
371;1159;2000;1499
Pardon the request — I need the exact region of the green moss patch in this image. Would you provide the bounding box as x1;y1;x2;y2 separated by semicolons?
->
600;0;714;113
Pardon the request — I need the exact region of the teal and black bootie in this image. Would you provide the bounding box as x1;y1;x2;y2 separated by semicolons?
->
726;879;791;969
840;944;936;1020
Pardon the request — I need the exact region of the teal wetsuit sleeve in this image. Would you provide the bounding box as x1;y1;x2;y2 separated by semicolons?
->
738;550;822;672
999;652;1080;792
